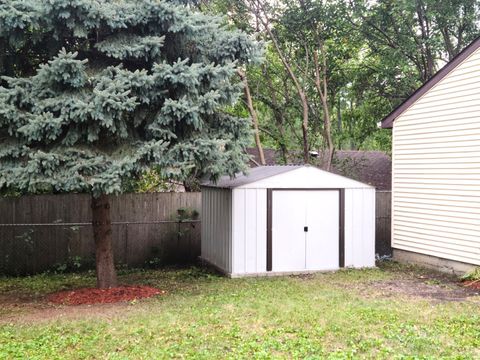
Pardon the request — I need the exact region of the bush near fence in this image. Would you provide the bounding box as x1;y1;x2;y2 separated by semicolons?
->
0;191;391;275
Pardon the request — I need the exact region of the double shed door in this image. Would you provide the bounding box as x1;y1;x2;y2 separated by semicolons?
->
271;190;340;272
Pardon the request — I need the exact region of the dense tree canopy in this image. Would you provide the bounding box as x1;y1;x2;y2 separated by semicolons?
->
0;0;261;196
0;0;260;287
202;0;480;159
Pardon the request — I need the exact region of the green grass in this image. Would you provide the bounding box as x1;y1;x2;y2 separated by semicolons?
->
462;267;480;281
0;264;479;359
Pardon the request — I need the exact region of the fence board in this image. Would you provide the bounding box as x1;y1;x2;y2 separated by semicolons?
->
375;191;392;257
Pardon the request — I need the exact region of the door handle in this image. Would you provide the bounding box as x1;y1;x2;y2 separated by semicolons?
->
304;226;308;232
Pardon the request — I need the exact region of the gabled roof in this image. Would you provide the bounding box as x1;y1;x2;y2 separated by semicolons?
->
202;165;374;189
202;165;302;188
245;148;392;190
381;36;480;129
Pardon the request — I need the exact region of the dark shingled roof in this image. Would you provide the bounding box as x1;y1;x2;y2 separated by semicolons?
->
381;36;480;128
246;148;279;166
245;148;392;190
329;151;391;191
202;165;303;188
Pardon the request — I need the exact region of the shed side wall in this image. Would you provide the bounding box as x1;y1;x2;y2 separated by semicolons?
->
392;46;480;266
232;188;267;275
344;188;376;267
201;187;232;273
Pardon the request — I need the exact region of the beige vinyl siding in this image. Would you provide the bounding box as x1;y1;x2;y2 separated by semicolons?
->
392;46;480;266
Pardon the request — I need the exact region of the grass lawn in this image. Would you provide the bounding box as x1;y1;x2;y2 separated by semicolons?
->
0;262;479;359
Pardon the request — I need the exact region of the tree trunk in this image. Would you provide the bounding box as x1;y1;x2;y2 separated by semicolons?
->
91;194;117;289
313;49;334;171
263;65;289;163
247;0;309;163
300;92;309;163
322;104;334;171
238;69;266;165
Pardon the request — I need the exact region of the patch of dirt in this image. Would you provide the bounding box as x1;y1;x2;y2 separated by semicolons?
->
290;273;315;280
0;299;135;325
47;286;165;305
0;285;167;325
463;280;480;290
371;279;479;302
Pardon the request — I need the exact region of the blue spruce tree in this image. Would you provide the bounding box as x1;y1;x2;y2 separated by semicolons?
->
0;0;261;287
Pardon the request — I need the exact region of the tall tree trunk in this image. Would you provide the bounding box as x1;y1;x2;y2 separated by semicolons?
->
322;103;334;171
238;69;266;165
337;97;342;149
247;0;309;163
313;49;334;171
269;30;309;163
416;0;435;80
91;194;117;289
263;65;289;163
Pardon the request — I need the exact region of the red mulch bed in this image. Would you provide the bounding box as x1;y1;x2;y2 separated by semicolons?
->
47;286;165;305
463;280;480;290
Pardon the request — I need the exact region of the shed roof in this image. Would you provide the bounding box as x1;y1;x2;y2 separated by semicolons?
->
202;165;302;188
245;148;391;190
202;165;373;189
381;36;480;129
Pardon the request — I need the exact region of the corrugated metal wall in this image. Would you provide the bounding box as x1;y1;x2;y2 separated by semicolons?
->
344;188;376;268
392;46;480;266
231;188;267;274
201;188;232;272
230;187;374;276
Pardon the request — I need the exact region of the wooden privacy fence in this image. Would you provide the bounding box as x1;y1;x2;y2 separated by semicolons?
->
375;191;392;258
0;193;201;275
0;190;391;275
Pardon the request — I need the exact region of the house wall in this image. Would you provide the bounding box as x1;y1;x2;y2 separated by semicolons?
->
201;187;232;272
392;46;480;266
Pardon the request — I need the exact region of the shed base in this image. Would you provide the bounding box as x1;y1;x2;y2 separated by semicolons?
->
393;249;476;275
199;258;375;278
230;269;341;278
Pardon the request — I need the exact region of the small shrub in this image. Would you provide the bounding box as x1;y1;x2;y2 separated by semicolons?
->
145;257;164;269
176;207;199;221
461;267;480;282
53;256;95;274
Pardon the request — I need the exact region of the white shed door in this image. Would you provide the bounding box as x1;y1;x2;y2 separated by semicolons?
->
272;190;339;272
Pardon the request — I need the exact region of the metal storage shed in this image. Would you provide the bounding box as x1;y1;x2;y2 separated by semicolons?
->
201;165;375;277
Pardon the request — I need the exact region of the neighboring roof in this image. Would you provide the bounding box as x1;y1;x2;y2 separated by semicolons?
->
381;36;480;129
246;148;392;190
329;151;391;191
246;148;278;166
202;165;302;188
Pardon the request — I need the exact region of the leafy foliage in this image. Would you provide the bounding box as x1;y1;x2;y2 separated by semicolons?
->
461;267;480;281
202;0;480;156
0;0;261;196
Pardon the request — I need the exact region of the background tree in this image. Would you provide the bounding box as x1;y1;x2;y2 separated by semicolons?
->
0;0;260;288
233;0;480;157
349;0;480;100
